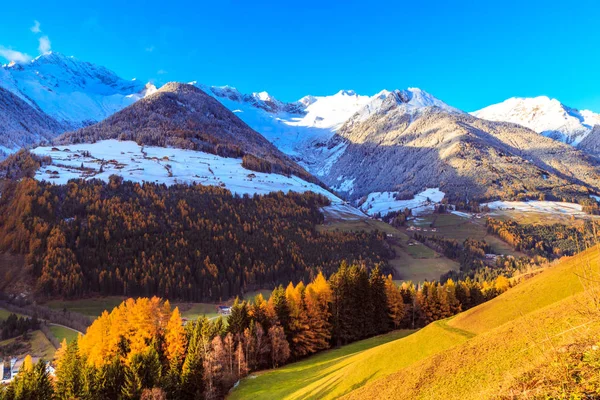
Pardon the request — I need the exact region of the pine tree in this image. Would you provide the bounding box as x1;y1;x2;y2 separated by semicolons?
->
95;355;125;400
122;347;162;399
227;298;249;336
180;319;205;400
286;282;315;358
305;272;332;352
269;286;290;334
54;338;84;399
249;293;272;332
369;265;389;334
8;357;54;400
122;357;143;400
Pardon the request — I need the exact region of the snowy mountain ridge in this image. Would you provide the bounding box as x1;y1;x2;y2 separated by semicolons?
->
0;52;156;130
197;84;455;169
472;96;600;145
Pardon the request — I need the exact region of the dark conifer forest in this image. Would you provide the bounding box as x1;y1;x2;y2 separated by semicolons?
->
0;176;391;301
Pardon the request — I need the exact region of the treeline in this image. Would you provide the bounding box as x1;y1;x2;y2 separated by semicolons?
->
0;314;39;340
0;177;391;301
378;208;412;227
0;261;510;400
486;217;598;258
0;150;51;180
241;154;298;177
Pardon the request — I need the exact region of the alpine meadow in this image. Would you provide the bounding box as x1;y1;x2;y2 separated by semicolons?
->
1;1;600;399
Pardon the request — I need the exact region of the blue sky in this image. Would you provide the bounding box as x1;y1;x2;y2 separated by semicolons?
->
1;0;599;112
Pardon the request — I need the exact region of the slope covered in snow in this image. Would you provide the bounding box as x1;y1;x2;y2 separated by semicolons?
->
31;140;341;202
360;188;445;216
472;96;600;145
0;86;63;156
0;52;155;129
350;88;461;124
200;85;458;178
198;85;372;165
56;82;318;183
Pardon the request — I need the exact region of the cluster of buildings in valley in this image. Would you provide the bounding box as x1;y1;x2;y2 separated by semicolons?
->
406;226;437;232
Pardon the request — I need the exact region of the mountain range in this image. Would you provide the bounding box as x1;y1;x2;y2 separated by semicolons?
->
3;52;600;209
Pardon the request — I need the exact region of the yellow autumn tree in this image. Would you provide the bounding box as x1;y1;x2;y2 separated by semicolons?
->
384;275;405;329
22;355;33;372
79;297;171;367
164;307;187;367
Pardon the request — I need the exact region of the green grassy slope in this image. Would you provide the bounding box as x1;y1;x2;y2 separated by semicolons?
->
46;297;126;318
230;246;599;400
49;324;80;344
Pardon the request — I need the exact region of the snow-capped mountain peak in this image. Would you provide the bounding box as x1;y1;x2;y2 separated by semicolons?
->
0;51;152;129
253;91;275;102
335;89;357;97
472;96;600;145
352;87;460;123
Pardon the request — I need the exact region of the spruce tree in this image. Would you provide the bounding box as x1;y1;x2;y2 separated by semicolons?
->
54;338;84;399
227;297;249;336
95;356;125;400
270;286;291;334
369;265;390;334
180;319;205;400
8;358;54;400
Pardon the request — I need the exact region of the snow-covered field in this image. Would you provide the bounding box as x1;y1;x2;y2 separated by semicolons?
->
31;140;341;202
483;200;585;216
360;188;445;216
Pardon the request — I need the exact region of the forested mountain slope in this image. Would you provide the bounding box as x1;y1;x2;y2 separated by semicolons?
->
0;86;63;156
55;82;319;183
0;177;389;300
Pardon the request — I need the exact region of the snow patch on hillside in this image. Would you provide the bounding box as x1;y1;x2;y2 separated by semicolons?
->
360;188;445;216
333;177;355;194
31;140;341;202
483;200;584;215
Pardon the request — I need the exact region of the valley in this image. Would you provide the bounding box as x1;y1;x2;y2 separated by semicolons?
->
1;31;600;399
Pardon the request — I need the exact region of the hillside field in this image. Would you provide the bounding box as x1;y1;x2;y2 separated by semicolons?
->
318;210;459;282
230;244;599;399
